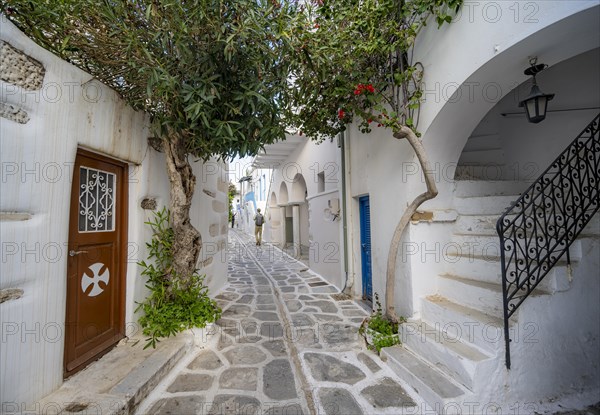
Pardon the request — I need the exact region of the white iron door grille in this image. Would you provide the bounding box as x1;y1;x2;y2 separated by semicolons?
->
78;166;116;232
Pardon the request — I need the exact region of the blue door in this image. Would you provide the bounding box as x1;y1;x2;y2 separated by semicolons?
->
359;196;373;302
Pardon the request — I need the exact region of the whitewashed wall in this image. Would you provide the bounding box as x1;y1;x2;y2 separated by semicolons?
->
0;18;227;406
268;136;344;288
345;0;599;316
343;1;599;408
460;48;600;181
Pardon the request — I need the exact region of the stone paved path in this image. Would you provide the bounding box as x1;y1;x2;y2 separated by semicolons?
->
136;230;426;415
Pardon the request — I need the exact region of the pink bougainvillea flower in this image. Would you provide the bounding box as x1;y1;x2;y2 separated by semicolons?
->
367;84;375;93
338;109;345;119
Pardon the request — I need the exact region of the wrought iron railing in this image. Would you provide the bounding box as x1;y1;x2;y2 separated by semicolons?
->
497;113;600;369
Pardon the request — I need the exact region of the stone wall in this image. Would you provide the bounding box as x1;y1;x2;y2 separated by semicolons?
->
0;40;45;90
0;39;46;124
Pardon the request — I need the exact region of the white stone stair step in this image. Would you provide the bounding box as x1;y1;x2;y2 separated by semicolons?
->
438;274;504;317
580;212;600;236
421;295;504;353
455;213;598;236
462;134;501;151
497;204;598;236
454;165;508;181
454;195;520;215
454;180;529;198
381;346;468;409
449;232;582;260
459;149;505;165
443;239;581;279
444;256;567;292
400;320;493;390
443;254;502;282
454;215;507;235
451;233;501;250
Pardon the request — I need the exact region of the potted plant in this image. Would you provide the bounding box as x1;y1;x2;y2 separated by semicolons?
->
359;294;405;354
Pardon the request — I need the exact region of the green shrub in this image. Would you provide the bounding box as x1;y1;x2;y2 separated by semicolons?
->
360;293;406;353
136;208;221;348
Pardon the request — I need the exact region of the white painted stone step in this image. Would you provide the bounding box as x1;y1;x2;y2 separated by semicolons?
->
381;346;468;409
421;295;504;354
454;195;520;215
438;274;505;317
454;180;529;198
443;239;581;279
400;319;493;390
579;212;600;236
450;232;582;258
461;134;501;151
454;164;508;181
459;149;505;165
454;214;508;235
455;216;598;240
442;254;502;282
450;233;501;251
443;256;568;292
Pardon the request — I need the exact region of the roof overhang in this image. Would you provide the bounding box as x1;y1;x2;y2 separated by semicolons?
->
252;134;307;169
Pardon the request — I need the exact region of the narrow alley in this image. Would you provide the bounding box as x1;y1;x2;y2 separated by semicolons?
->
136;229;425;415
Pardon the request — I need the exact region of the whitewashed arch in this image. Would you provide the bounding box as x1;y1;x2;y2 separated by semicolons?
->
290;173;307;203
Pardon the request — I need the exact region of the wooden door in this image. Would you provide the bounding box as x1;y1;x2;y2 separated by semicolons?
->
359;195;373;303
64;149;128;377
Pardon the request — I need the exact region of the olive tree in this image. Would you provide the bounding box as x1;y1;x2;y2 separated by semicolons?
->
3;0;297;286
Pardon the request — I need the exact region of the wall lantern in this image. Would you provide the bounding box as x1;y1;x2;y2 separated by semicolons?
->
519;59;555;124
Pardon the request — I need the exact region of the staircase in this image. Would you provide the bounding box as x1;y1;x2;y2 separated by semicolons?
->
383;178;599;409
383;180;526;407
381;112;600;414
454;133;508;181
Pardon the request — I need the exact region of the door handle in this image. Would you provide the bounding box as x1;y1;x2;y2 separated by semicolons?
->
69;250;88;257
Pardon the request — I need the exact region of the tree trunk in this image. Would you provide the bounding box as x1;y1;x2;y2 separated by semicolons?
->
163;131;202;285
385;126;438;320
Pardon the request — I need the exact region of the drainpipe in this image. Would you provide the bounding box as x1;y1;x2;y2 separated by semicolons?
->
339;131;352;294
264;169;273;241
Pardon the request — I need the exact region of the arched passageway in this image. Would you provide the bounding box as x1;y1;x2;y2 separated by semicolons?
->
290;174;309;258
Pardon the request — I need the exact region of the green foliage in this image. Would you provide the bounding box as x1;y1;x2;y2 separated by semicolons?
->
228;182;237;223
136;208;221;348
360;293;406;353
2;0;299;159
285;0;462;139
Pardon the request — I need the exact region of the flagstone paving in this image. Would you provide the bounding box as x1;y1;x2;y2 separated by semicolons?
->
136;230;426;415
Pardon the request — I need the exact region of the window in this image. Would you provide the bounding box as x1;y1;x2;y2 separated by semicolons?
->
318;171;325;193
78;166;116;232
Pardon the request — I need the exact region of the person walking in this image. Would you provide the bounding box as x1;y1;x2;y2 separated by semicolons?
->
254;208;265;246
